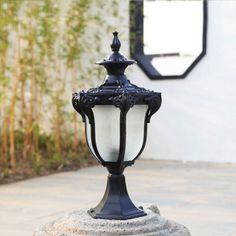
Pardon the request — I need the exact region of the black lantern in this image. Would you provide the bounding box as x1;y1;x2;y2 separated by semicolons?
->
72;32;161;220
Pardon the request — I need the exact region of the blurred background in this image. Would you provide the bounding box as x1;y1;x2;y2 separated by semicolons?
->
0;0;125;183
1;0;236;182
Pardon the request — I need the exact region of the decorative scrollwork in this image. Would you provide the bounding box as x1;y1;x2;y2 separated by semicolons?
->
109;93;137;113
144;93;162;123
72;92;100;124
72;92;85;122
80;93;99;108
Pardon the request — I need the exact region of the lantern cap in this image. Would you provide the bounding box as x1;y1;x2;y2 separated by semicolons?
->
96;32;136;75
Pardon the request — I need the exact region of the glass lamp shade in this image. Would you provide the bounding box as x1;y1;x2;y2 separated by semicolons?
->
90;105;120;162
85;105;148;163
124;105;148;161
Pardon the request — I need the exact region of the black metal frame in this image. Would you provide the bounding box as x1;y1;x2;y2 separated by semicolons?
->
72;32;161;220
88;174;146;220
129;0;208;80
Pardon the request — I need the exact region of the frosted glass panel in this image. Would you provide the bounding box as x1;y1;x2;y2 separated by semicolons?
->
124;105;148;161
85;116;98;160
93;106;120;162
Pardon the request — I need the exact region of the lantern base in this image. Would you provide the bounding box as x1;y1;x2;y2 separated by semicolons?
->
88;174;146;220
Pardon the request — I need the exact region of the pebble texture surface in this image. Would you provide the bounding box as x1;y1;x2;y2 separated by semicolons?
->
34;204;191;236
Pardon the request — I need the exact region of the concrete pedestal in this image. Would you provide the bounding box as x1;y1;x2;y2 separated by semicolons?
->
34;204;191;236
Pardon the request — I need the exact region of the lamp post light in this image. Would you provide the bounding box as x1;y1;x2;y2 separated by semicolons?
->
72;32;161;220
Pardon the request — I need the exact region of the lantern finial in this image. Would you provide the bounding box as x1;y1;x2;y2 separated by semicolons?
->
96;32;136;75
111;31;121;52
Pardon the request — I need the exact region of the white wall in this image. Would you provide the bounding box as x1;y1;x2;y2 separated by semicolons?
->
126;1;236;163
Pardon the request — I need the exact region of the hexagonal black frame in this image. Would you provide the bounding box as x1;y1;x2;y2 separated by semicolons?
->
129;0;208;80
